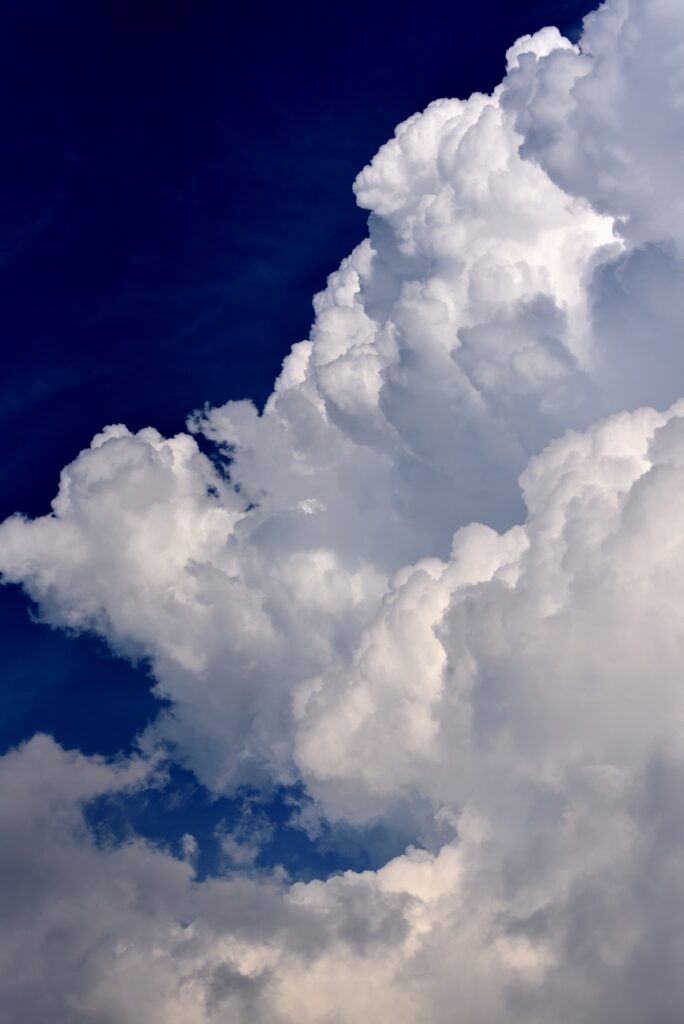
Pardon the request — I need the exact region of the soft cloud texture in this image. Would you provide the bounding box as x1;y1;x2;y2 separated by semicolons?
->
3;0;684;1019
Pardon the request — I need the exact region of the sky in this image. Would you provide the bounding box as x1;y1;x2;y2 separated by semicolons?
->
5;0;684;1021
0;0;596;857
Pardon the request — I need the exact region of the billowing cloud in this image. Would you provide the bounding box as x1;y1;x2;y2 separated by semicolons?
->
0;22;616;792
3;0;684;1020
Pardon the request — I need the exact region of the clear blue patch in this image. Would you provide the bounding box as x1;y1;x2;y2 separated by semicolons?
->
84;762;412;882
0;587;164;758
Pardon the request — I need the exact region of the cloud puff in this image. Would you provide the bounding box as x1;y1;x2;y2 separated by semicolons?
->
6;706;684;1021
295;400;684;820
506;0;684;249
3;0;684;1019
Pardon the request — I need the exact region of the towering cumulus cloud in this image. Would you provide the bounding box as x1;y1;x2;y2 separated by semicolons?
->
3;1;684;1019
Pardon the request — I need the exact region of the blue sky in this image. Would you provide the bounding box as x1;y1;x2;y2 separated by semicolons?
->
6;2;684;1017
1;0;596;877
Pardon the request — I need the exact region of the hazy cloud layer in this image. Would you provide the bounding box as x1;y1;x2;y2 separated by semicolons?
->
3;1;684;1019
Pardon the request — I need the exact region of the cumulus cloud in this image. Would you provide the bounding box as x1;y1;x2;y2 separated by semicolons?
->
0;23;617;791
3;0;684;1019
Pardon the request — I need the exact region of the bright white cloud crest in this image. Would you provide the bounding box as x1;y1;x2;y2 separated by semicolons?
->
3;1;684;1019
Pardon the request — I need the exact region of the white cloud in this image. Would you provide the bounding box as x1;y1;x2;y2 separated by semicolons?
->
0;18;616;792
295;400;684;822
3;0;684;1019
506;0;684;249
5;723;684;1022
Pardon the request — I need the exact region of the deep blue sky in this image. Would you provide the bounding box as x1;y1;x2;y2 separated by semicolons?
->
1;0;596;872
